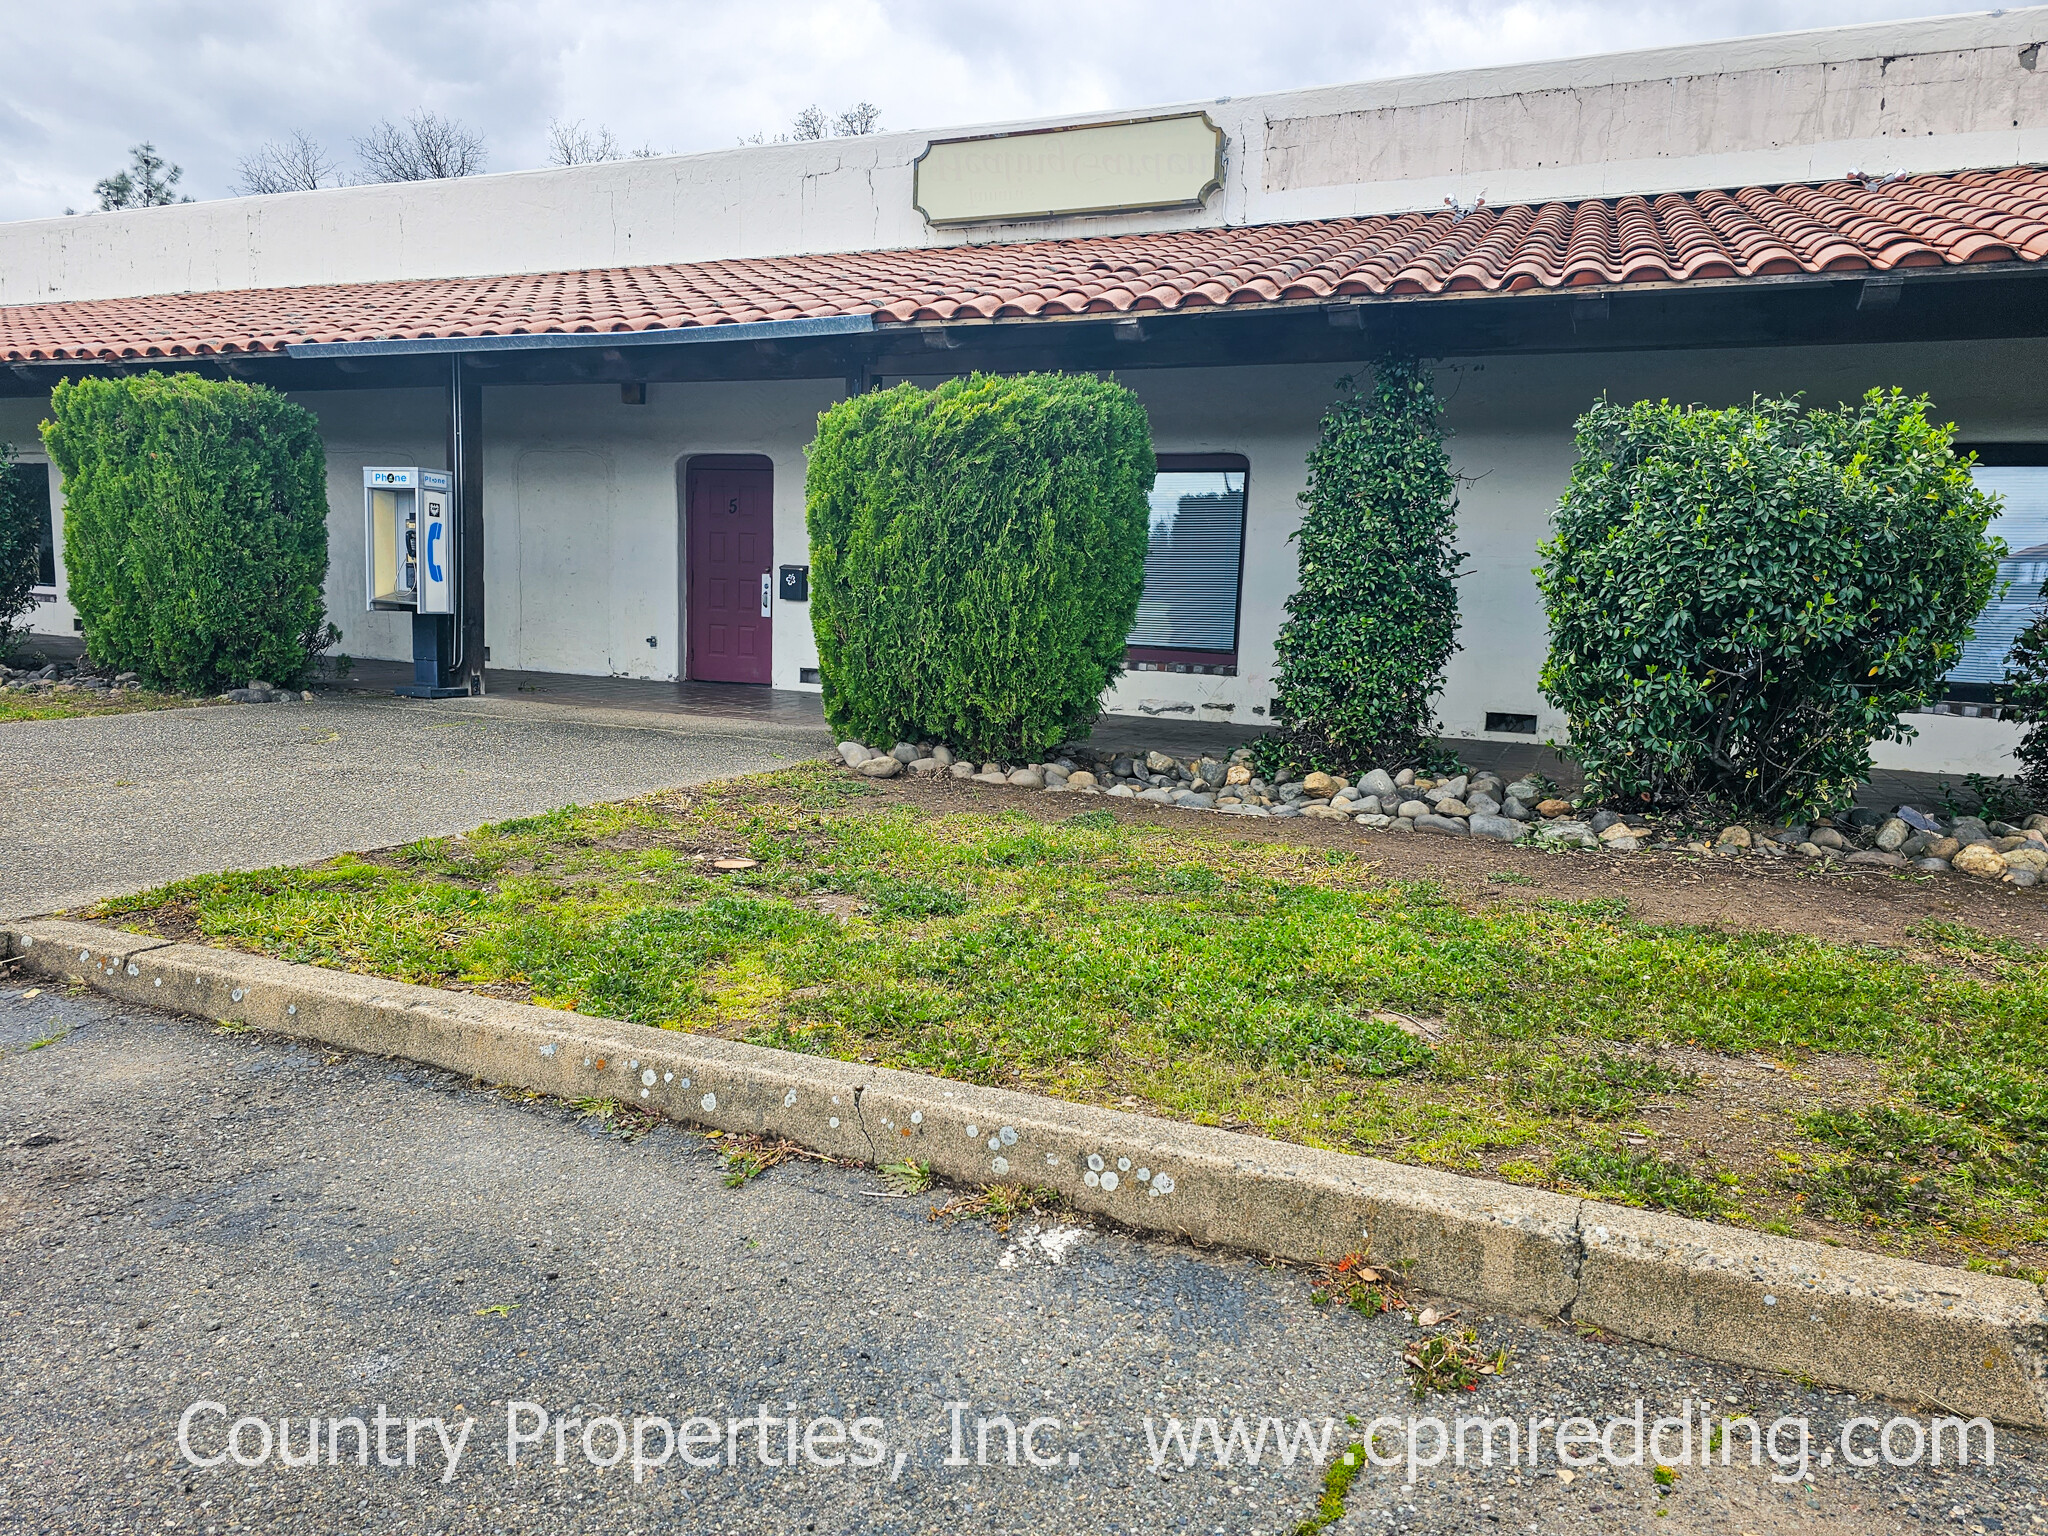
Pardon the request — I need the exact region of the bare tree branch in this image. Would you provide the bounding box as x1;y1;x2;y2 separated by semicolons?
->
353;111;487;183
832;102;882;136
790;105;829;142
235;130;337;195
545;119;621;167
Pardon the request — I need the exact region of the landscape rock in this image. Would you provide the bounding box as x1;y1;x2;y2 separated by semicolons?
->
1897;806;1942;834
1438;775;1468;800
1809;827;1848;850
1603;835;1642;852
950;762;976;779
1302;772;1337;798
930;746;955;768
1542;821;1599;849
857;756;903;779
1145;751;1177;773
1500;799;1533;822
1225;764;1253;786
1845;850;1905;868
1465;792;1502;816
1874;817;1910;852
1951;817;1993;847
890;742;920;763
1414;814;1470;837
909;757;941;774
1067;771;1098;790
1394;769;1416;787
1008;767;1046;789
2012;867;2041;888
1468;814;1521;843
1715;826;1752;849
1433;798;1472;817
1913;857;1953;873
1396;799;1430;820
1360;769;1398;798
1536;798;1573;818
1924;836;1961;861
1955;843;2009;879
1105;784;1135;798
838;741;874;767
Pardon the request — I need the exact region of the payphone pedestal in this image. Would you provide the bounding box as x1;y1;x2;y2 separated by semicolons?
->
396;614;468;699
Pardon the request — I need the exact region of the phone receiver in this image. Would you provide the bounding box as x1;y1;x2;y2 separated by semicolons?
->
426;522;443;584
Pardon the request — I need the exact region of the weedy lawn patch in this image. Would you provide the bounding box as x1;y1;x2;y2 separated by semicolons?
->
0;688;212;723
96;761;2048;1270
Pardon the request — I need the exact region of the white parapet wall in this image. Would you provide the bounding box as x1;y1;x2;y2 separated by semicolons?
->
4;9;2048;306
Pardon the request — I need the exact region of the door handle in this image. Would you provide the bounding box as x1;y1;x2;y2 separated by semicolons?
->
760;572;772;618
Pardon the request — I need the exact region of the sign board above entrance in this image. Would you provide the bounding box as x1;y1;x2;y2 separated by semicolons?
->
913;113;1224;226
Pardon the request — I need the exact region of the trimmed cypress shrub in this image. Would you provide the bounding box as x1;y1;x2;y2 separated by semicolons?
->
41;372;335;693
805;372;1153;760
1257;358;1462;775
1538;390;2003;819
0;444;44;647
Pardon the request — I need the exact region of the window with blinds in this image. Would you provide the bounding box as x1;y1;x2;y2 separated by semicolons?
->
1949;450;2048;695
1126;454;1247;672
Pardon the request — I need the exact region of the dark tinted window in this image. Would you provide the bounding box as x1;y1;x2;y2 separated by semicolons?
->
6;460;55;588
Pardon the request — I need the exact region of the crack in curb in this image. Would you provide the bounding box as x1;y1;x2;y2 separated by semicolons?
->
848;1083;880;1165
1557;1200;1588;1323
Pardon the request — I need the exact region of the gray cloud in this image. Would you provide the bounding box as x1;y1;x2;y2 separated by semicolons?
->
0;0;1990;222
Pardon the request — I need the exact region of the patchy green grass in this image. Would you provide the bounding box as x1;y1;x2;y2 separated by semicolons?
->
0;688;213;723
95;762;2048;1269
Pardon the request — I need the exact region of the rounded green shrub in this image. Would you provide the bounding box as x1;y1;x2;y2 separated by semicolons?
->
1258;357;1462;775
805;372;1153;760
41;372;334;693
1538;390;2003;818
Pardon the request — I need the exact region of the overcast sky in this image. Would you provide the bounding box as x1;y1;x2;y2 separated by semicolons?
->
0;0;1998;224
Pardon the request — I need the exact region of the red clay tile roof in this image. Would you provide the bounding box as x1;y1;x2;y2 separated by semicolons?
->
5;166;2048;362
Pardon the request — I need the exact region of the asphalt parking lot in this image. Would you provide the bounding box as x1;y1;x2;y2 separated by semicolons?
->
1;984;2038;1535
0;693;833;917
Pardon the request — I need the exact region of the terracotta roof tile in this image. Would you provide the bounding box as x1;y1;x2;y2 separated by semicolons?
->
5;166;2048;362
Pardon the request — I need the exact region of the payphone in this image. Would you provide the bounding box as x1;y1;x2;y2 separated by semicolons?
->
364;467;466;697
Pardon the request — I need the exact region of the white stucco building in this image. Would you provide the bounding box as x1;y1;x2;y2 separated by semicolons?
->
5;8;2048;771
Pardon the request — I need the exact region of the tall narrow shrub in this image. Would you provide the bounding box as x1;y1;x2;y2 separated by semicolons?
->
0;443;44;647
806;372;1153;760
1538;390;2002;818
41;372;333;693
1258;358;1462;774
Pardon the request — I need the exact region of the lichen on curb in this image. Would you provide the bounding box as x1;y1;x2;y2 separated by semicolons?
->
9;913;2048;1427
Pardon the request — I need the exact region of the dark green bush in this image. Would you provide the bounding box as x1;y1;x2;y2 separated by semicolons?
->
0;443;44;646
2006;607;2048;807
1257;358;1461;775
805;372;1153;759
41;372;334;693
1538;390;2002;819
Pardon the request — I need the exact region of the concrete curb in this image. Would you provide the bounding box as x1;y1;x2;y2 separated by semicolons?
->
10;915;2047;1427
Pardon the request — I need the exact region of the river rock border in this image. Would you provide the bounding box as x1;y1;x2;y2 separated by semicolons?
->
838;739;2048;890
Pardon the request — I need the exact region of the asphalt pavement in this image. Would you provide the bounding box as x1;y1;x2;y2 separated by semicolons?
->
1;984;2039;1535
0;693;834;918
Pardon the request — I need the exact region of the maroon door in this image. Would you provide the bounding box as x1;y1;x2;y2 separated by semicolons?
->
685;461;773;684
